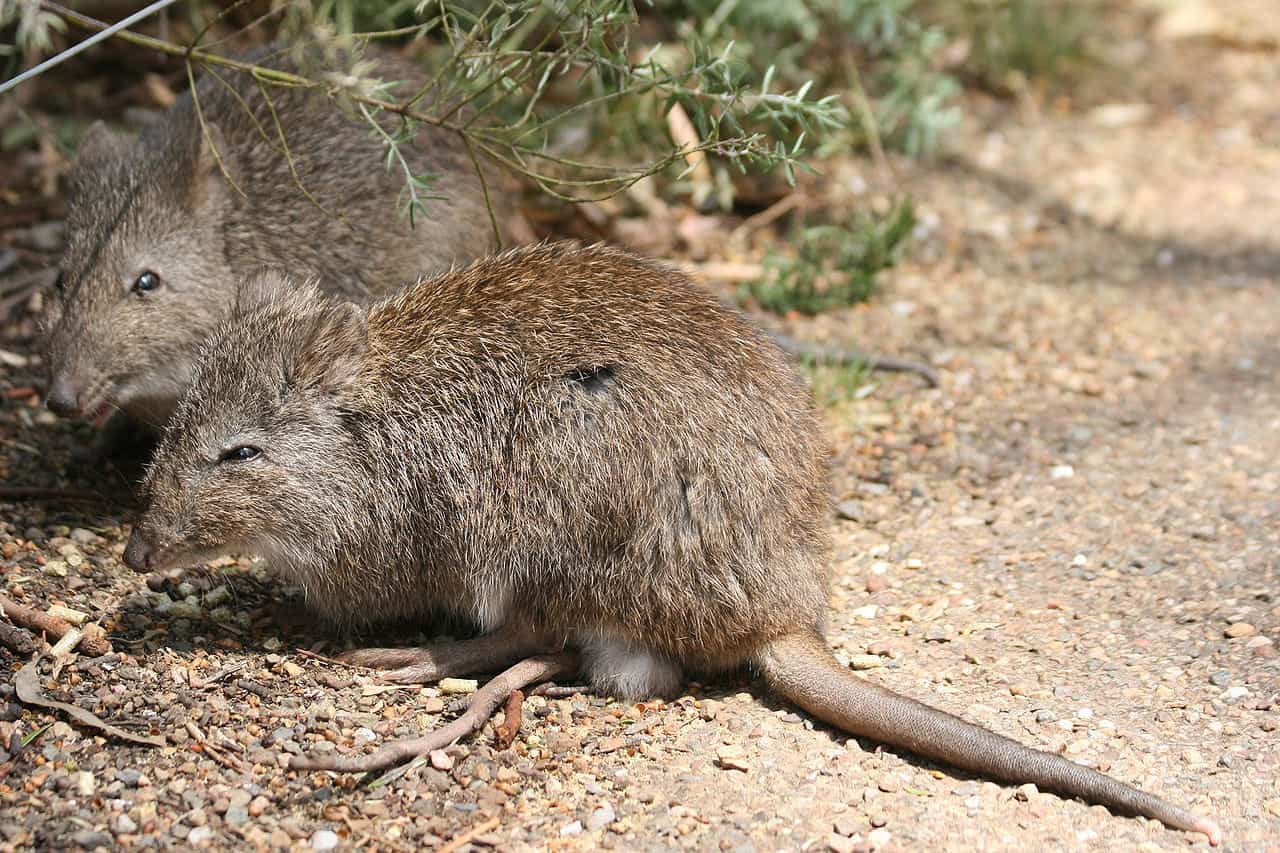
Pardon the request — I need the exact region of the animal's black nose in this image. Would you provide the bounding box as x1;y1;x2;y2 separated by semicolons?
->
45;375;83;417
122;528;155;573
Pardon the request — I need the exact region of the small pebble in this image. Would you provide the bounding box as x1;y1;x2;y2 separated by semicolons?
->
1209;671;1230;688
587;803;616;830
560;820;583;837
832;815;860;837
188;827;214;846
429;749;454;771
115;769;145;788
1225;622;1256;638
310;830;339;850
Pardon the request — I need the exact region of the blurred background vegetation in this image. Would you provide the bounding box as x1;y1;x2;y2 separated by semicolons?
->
0;0;1101;316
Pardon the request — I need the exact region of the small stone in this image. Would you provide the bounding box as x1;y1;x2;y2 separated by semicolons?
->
1225;686;1250;701
1182;749;1203;765
835;501;865;522
249;796;270;817
72;831;113;848
113;814;138;834
1225;622;1256;638
188;827;214;846
848;655;884;670
716;745;751;772
827;833;857;853
587;803;616;830
869;814;888;828
310;830;339;850
560;820;583;837
43;560;68;577
1050;465;1074;479
876;776;899;793
115;769;145;787
75;771;95;797
1015;783;1039;801
865;575;887;594
438;678;478;695
429;749;453;771
832;815;859;837
421;696;445;713
282;661;305;678
867;828;892;847
1209;671;1230;688
225;806;249;827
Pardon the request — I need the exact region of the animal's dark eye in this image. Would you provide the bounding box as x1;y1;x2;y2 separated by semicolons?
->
53;269;65;292
218;445;261;463
132;271;160;294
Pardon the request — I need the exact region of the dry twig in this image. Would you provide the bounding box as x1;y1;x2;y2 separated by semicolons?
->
438;816;501;853
493;689;524;749
0;595;112;656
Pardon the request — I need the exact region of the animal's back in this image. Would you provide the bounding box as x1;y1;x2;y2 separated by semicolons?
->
149;47;504;295
363;243;832;665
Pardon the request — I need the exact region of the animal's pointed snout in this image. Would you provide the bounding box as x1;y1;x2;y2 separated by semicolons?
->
122;527;156;573
45;373;84;417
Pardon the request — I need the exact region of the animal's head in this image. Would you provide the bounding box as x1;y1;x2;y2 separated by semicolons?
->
43;118;239;425
124;276;369;575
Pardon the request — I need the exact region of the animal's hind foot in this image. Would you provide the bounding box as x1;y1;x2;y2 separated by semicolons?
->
335;627;547;684
289;651;580;773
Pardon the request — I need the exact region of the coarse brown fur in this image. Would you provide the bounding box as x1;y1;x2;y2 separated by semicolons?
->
43;45;512;427
126;243;1219;843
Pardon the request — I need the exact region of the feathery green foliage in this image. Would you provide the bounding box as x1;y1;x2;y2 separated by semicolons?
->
743;199;916;315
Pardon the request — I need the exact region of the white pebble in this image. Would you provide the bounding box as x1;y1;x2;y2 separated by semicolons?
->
310;830;339;851
1050;465;1075;479
560;820;583;837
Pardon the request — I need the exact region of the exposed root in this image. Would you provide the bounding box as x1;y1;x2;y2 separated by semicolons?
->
289;651;578;773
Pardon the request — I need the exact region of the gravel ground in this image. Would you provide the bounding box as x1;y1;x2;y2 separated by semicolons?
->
1;3;1278;851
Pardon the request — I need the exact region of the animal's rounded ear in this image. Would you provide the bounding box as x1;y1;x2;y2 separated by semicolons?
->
301;301;368;392
75;120;125;165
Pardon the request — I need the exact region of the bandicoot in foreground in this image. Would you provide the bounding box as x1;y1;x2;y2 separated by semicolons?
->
125;242;1220;844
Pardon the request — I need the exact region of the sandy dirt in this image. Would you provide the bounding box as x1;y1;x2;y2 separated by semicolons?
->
0;2;1277;851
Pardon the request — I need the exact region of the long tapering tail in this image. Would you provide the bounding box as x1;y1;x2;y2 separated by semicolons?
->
756;631;1221;845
